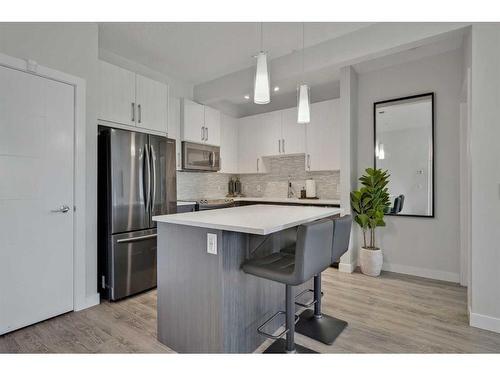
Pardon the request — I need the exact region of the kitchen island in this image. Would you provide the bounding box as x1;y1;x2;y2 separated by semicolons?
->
153;204;342;353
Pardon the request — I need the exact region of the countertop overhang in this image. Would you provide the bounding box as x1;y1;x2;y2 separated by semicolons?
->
153;204;342;235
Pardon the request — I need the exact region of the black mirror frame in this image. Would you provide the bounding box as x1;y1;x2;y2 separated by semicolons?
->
373;92;435;218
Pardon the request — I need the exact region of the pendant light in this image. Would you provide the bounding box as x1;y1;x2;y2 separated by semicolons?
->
297;23;311;124
254;22;270;104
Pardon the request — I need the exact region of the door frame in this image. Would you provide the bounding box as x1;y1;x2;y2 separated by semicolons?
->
0;52;91;311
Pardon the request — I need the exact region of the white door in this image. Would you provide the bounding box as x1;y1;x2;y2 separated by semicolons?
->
168;96;182;170
181;98;204;143
204;106;221;146
281;107;306;155
98;60;136;126
219;113;238;174
238;117;262;173
135;74;168;133
255;111;282;157
0;66;74;335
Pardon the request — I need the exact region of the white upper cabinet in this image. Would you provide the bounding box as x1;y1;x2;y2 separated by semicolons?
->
98;61;136;126
135;74;168;133
281;107;306;155
219;113;238;174
237;117;266;174
204;106;221;146
168;96;182;170
181;98;205;143
98;61;168;133
181;99;221;146
258;111;282;157
305;99;340;171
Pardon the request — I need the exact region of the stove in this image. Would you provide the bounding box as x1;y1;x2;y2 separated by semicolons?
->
197;198;235;211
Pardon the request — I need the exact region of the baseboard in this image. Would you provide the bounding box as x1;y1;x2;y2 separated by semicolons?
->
74;293;100;312
338;262;356;273
382;262;460;283
470;311;500;333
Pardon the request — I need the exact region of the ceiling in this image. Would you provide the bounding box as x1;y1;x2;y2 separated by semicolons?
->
98;23;468;118
98;22;371;85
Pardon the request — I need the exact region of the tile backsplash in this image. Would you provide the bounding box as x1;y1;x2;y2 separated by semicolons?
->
177;154;340;200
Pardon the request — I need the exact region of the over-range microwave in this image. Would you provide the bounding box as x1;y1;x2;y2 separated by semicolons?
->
182;141;221;172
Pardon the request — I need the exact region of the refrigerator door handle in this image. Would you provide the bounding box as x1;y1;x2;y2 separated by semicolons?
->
150;144;157;212
116;233;157;244
144;144;151;211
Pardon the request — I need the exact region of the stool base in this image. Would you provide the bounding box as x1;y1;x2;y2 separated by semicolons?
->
295;309;347;345
263;339;318;354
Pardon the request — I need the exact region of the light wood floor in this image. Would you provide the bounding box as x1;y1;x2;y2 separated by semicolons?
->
2;269;500;353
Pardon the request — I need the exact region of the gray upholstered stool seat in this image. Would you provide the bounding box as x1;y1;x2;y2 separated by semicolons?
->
242;218;334;354
283;215;352;345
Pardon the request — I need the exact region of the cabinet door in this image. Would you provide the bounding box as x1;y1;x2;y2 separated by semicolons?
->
281;107;306;155
181;98;204;143
204;106;221;146
238;117;265;173
135;74;168;133
257;111;282;157
306;99;340;171
98;61;136;126
219;113;238;174
168;96;182;170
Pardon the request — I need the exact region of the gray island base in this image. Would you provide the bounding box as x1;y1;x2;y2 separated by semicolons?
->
154;205;342;353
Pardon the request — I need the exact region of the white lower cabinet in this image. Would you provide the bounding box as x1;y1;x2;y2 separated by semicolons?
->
168;96;182;170
305;99;340;171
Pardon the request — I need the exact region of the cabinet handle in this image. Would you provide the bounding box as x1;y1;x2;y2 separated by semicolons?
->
138;104;142;123
201;127;204;141
282;139;285;154
131;102;135;122
257;158;259;172
206;126;209;142
278;139;281;153
307;154;311;170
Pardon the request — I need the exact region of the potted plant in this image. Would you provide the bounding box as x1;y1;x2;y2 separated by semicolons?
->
350;168;391;277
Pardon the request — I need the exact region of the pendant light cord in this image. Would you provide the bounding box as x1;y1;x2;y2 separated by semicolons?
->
260;22;264;52
302;22;305;80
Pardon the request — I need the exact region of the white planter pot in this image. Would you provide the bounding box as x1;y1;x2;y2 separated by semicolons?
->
359;247;383;277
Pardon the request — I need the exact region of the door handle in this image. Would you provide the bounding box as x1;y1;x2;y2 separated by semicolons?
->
206;127;209;142
131;102;136;122
278;139;281;153
116;233;157;244
144;145;151;211
282;139;285;154
201;126;205;141
257;158;259;172
138;104;142;123
150;144;157;211
51;205;70;213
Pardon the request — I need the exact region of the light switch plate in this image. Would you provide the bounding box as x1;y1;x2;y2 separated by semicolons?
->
207;233;217;255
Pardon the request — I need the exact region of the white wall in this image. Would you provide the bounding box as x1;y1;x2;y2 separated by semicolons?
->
356;48;463;282
0;22;100;306
469;24;500;333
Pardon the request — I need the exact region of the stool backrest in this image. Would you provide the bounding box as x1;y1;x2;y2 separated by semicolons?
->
294;218;334;282
331;215;352;263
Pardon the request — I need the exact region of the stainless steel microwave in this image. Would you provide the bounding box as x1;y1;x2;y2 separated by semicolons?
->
182;141;220;172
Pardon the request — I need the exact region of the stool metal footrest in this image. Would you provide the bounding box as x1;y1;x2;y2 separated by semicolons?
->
295;288;324;308
257;311;300;340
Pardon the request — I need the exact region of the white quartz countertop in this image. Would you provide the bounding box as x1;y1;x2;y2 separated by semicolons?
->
232;197;340;206
153;204;342;235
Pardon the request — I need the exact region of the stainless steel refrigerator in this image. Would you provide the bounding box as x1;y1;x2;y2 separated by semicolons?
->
98;127;177;301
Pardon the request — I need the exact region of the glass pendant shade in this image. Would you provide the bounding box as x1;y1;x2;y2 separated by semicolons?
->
297;84;311;124
254;52;270;104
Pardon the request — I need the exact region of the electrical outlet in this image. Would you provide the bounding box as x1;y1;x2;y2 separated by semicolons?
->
207;233;217;255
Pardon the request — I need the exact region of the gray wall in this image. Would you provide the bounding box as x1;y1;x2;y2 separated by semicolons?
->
176;154;340;201
356;48;462;281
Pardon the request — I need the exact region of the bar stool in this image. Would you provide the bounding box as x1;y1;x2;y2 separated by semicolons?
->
242;218;334;353
287;215;352;345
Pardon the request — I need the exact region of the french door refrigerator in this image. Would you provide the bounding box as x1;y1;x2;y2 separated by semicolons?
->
98;127;177;301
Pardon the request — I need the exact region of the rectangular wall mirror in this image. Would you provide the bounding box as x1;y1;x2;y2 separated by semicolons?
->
374;93;434;217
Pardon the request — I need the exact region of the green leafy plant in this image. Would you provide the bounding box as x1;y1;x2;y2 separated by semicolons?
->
350;168;391;249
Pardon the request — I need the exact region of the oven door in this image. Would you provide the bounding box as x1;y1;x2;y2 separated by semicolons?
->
182;141;220;172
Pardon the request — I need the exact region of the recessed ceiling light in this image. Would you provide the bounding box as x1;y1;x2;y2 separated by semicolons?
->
273;86;280;92
244;94;250;100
